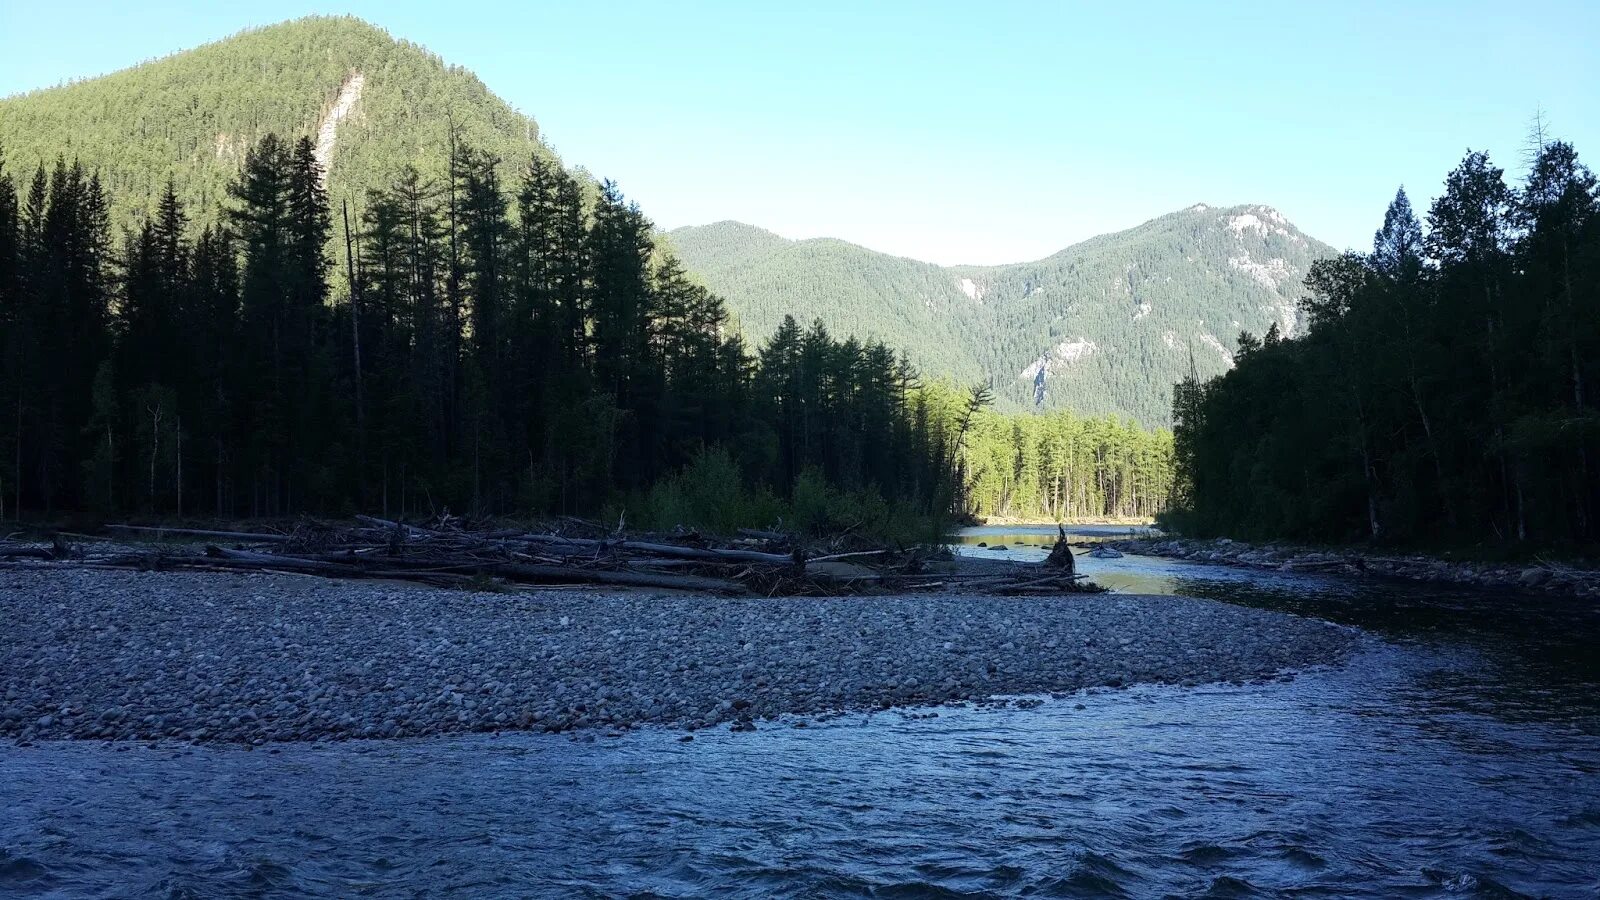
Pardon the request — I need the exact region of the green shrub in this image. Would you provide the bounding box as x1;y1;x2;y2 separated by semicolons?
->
629;452;952;545
638;448;784;535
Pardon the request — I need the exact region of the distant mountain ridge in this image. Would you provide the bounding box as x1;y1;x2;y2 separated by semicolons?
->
669;204;1338;424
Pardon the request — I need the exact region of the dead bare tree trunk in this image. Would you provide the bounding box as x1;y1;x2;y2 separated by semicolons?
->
344;198;366;508
1045;525;1076;574
104;424;114;512
1353;388;1381;541
13;395;21;521
215;437;225;518
148;397;162;511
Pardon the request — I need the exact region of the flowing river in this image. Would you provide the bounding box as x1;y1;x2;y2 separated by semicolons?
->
3;526;1598;897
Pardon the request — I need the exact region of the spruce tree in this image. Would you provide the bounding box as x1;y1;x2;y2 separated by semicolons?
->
0;146;19;517
1372;187;1423;280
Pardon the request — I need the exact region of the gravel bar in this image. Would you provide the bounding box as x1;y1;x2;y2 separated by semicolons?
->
1;569;1357;744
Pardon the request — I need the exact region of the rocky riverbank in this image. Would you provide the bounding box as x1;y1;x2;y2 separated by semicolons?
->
1106;537;1600;598
1;568;1355;745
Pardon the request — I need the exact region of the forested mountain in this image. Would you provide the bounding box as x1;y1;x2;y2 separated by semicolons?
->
0;16;553;237
669;205;1337;425
0;125;992;533
0;14;1284;430
0;17;980;529
0;16;1174;528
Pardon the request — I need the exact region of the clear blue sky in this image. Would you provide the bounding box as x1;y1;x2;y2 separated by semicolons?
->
3;1;1596;264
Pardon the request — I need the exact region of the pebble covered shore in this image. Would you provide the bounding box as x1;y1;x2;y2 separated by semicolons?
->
1;569;1357;744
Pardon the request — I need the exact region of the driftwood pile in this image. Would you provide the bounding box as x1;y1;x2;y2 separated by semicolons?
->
3;516;1104;597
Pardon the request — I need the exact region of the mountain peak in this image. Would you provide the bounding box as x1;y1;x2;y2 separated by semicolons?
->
677;220;786;241
0;16;551;232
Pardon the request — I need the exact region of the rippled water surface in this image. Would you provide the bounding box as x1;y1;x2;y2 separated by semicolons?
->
4;530;1599;898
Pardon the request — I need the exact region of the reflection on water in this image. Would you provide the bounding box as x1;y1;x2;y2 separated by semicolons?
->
956;522;1154;550
2;532;1598;897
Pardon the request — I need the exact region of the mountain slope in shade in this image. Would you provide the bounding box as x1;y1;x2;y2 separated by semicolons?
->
670;204;1338;425
665;221;988;381
0;16;556;233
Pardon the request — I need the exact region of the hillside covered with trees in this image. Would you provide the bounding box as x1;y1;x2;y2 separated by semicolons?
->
0;17;1175;531
0;16;552;241
0;131;1173;529
1170;138;1600;550
666;222;989;383
670;205;1336;426
0;131;988;532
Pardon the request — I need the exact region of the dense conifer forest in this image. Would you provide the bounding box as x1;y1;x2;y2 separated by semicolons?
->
0;134;919;528
963;410;1172;522
0;135;1172;532
1170;136;1600;550
0;16;1176;532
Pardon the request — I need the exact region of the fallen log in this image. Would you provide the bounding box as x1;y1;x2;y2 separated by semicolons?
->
26;516;1107;597
106;524;293;544
490;563;743;593
811;549;888;563
737;527;790;541
520;534;795;565
202;546;745;593
203;546;356;574
994;574;1085;593
353;514;438;539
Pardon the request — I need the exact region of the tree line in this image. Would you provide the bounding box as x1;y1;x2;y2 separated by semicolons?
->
0;134;977;534
964;410;1172;522
1170;134;1600;548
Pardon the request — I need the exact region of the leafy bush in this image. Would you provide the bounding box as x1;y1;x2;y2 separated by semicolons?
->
632;453;947;545
637;448;784;536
